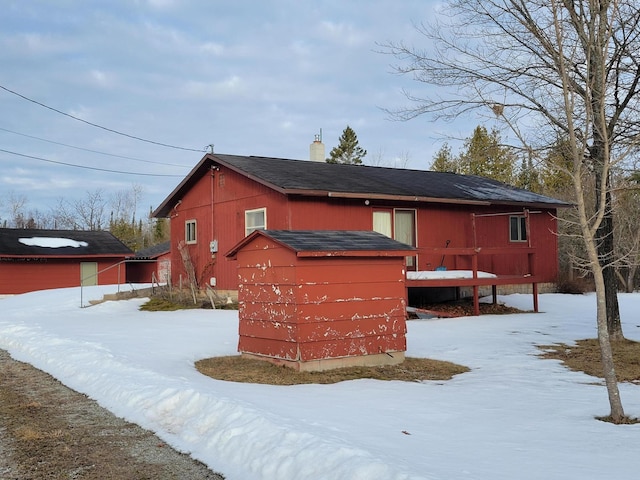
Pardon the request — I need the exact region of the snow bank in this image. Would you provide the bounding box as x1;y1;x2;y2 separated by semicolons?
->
1;286;639;480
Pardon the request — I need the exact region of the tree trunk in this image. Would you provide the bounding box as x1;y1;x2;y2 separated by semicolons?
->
597;213;623;339
627;265;638;294
593;266;626;422
592;154;624;340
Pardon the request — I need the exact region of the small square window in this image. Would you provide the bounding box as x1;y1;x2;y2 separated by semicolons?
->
245;208;266;236
509;216;527;242
185;219;197;244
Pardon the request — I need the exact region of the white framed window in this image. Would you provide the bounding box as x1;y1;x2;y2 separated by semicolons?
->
185;219;197;244
245;208;266;236
394;209;417;269
509;215;527;242
373;208;417;269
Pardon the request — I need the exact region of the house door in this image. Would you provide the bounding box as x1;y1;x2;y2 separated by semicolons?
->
373;209;417;270
80;262;98;286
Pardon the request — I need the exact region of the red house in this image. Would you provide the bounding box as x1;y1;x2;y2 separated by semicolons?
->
0;228;132;294
153;154;569;309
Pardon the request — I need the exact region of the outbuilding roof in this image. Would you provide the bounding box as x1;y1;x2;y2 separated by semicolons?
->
0;228;133;257
226;229;416;259
132;241;170;259
153;154;571;217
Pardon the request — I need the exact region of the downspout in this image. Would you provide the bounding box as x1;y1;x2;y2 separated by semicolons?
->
210;166;217;284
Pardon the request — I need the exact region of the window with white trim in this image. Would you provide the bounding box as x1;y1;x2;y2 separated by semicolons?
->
509;215;527;242
373;208;417;269
185;219;197;244
245;208;266;236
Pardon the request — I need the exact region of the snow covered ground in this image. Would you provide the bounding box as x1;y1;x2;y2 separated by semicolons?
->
1;286;639;480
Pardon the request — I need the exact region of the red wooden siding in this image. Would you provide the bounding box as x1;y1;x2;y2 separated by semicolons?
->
0;258;126;294
126;253;171;284
167;164;560;292
235;235;407;369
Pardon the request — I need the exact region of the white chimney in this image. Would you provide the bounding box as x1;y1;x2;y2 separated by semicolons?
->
309;130;325;162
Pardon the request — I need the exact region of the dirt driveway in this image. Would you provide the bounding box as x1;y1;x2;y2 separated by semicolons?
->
0;349;224;479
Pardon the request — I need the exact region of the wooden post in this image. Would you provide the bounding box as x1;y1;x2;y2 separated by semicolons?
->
529;251;537;312
471;213;477;249
472;251;480;316
473;286;480;316
492;285;497;305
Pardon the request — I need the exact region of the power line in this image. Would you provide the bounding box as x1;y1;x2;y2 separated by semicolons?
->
0;148;186;177
0;84;206;153
0;126;187;167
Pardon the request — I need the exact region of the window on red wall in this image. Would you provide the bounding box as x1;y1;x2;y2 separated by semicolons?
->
509;215;527;242
186;219;197;244
245;208;267;236
373;209;417;269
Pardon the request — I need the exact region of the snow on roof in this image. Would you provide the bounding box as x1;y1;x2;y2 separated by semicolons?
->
19;237;89;248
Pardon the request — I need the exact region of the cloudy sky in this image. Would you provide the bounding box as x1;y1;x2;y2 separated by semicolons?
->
1;0;480;221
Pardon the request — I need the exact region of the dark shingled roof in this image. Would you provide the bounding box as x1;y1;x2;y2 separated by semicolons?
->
153;154;570;217
0;228;133;257
226;230;415;258
133;241;170;259
261;230;415;252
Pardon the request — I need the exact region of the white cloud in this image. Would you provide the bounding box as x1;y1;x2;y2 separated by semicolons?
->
199;42;225;56
317;20;368;47
137;0;179;9
88;69;115;88
181;76;244;99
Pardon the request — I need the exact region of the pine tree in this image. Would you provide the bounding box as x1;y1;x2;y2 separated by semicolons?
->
326;126;367;165
430;143;458;172
457;126;515;183
515;155;543;193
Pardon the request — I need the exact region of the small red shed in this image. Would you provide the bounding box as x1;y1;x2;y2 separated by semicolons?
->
126;241;171;284
226;230;415;371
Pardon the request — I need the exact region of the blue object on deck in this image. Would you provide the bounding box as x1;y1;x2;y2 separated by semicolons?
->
435;266;447;271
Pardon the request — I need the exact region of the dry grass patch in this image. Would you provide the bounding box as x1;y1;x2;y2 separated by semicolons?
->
538;338;640;384
195;356;469;385
16;426;66;441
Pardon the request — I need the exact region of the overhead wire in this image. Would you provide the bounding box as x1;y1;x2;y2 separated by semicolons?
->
0;84;206;153
0;126;187;167
0;148;186;177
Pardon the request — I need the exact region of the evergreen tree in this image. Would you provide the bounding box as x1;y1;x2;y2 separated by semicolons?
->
540;139;575;197
457;126;515;183
515;155;543;193
326;125;367;165
154;217;170;243
430;143;458;172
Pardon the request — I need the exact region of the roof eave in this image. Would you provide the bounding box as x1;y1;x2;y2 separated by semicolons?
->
319;191;491;206
152;155;213;217
486;200;572;209
0;253;130;259
296;249;415;258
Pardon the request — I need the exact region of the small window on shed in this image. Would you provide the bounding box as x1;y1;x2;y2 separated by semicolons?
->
185;219;197;244
245;208;266;236
509;216;527;242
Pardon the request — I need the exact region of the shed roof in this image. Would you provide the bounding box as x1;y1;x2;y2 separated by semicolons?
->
153;154;571;217
0;228;133;257
132;241;170;259
226;230;416;259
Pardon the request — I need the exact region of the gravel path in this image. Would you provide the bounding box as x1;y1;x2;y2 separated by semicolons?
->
0;349;225;480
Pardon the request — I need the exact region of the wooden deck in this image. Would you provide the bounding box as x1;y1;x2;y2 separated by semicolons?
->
405;247;540;316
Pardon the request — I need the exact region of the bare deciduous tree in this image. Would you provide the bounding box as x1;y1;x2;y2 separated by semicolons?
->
52;190;107;230
383;0;640;423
